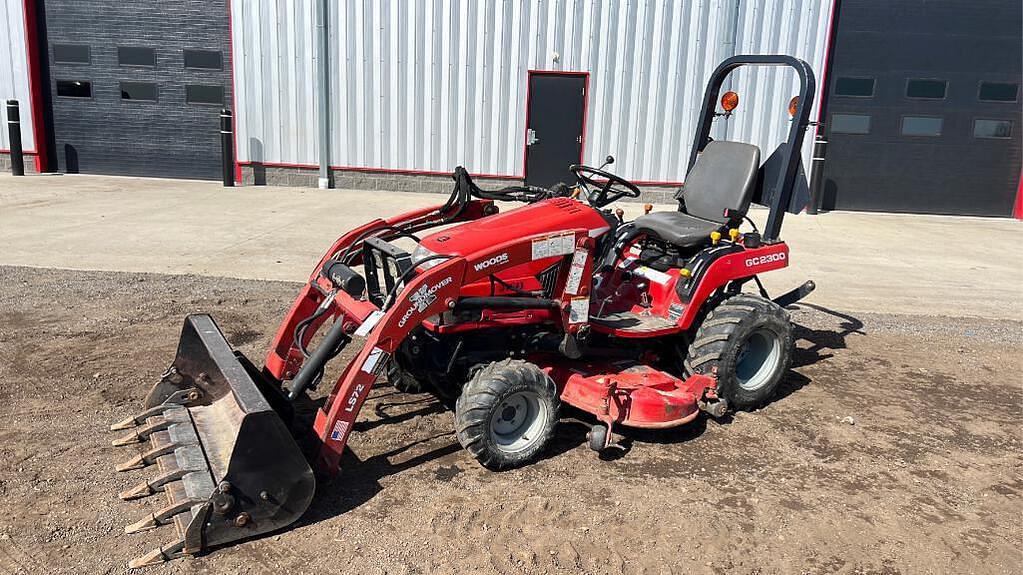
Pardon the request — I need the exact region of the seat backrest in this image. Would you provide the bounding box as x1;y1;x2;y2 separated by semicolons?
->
679;140;761;223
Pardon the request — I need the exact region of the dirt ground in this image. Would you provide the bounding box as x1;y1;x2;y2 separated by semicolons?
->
0;265;1019;575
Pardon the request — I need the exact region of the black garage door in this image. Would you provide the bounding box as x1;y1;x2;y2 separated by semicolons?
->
821;0;1022;216
42;0;232;179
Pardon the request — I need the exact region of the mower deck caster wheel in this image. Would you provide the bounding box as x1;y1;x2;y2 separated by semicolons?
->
587;424;609;452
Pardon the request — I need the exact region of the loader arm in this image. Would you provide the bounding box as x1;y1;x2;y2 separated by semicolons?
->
310;227;595;473
263;199;495;381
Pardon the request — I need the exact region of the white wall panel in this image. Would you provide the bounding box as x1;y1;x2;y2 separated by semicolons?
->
0;0;34;152
231;0;319;166
232;0;835;182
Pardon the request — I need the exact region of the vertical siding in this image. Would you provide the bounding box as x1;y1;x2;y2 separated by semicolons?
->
0;0;35;152
231;0;318;165
729;0;835;168
232;0;834;181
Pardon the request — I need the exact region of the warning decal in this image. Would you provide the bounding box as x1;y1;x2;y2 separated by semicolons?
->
565;248;589;295
531;232;575;260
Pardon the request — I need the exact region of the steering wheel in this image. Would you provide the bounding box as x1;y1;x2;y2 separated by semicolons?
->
570;163;642;208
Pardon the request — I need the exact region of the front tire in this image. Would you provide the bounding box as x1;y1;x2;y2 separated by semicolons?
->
684;294;793;411
454;359;560;470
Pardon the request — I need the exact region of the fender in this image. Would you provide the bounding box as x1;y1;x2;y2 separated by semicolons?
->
675;241;790;329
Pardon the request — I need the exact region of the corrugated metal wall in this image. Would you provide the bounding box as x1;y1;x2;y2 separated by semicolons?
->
0;0;35;152
232;0;834;182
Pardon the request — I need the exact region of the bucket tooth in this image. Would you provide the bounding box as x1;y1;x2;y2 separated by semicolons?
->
118;444;203;500
110;404;174;431
127;540;185;569
123;477;205;534
115;453;147;472
118;466;186;500
110;410;186;446
111;431;144;447
124;497;195;534
115;442;171;471
118;481;155;501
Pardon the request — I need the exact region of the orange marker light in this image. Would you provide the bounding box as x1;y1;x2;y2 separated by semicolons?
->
721;91;739;113
788;96;800;117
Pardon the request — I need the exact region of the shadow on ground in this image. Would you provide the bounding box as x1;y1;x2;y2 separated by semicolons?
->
285;304;864;530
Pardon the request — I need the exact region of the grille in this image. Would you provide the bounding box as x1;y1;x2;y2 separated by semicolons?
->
536;262;562;298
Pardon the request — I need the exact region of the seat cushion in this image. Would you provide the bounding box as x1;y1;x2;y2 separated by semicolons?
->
632;212;721;247
681;140;761;224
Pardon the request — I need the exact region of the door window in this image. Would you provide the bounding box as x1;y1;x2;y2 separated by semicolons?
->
120;82;158;101
900;116;943;137
834;77;874;97
978;82;1018;103
184;50;223;70
830;114;871;135
56;80;92;98
118;47;156;67
53;44;90;64
185;85;225;105
973;119;1013;139
906;79;947;100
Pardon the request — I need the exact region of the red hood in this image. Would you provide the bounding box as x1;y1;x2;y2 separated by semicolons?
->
419;198;613;256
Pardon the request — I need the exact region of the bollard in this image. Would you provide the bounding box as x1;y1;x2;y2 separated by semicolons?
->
6;100;25;176
220;109;234;187
806;133;827;215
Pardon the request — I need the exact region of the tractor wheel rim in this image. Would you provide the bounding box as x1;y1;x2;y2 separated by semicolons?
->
489;391;547;453
735;328;782;391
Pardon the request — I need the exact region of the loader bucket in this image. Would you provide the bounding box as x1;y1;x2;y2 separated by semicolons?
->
110;314;315;568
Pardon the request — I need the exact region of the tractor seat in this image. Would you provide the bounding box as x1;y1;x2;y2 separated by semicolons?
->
630;212;721;247
633;140;761;248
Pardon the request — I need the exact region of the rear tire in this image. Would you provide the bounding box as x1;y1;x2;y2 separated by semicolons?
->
454;359;560;470
684;294;793;411
385;360;424;394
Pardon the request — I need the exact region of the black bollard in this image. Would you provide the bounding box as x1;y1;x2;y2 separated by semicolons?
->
6;100;25;176
806;133;827;215
220;109;234;187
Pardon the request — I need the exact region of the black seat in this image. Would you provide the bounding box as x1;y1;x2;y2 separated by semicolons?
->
633;141;761;247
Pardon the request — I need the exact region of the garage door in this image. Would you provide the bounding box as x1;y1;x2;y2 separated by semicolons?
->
820;1;1021;216
43;0;232;180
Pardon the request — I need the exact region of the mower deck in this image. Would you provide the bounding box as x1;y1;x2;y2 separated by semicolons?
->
549;361;719;429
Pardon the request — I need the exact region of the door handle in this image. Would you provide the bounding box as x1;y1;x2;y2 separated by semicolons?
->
527;128;539;146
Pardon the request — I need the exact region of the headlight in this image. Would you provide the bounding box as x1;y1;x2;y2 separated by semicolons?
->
412;243;445;271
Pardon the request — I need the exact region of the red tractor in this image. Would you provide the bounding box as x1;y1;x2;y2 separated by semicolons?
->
111;55;818;566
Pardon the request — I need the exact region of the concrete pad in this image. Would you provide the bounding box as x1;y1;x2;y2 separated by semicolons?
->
0;172;1020;320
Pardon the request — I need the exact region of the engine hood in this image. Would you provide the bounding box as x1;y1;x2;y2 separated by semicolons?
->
419;198;613;257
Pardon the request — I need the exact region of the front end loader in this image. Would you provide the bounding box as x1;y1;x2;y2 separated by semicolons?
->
110;54;819;566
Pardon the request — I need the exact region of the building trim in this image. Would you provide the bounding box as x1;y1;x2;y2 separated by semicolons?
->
236;160;686;190
19;0;46;167
227;0;241;183
815;0;841;135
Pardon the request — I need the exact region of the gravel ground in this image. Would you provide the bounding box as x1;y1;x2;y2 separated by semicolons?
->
0;265;1019;575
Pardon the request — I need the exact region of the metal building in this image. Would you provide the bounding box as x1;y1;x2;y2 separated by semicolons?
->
1;1;1021;217
232;0;834;188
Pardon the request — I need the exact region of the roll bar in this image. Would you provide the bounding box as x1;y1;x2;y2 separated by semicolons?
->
687;55;817;242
